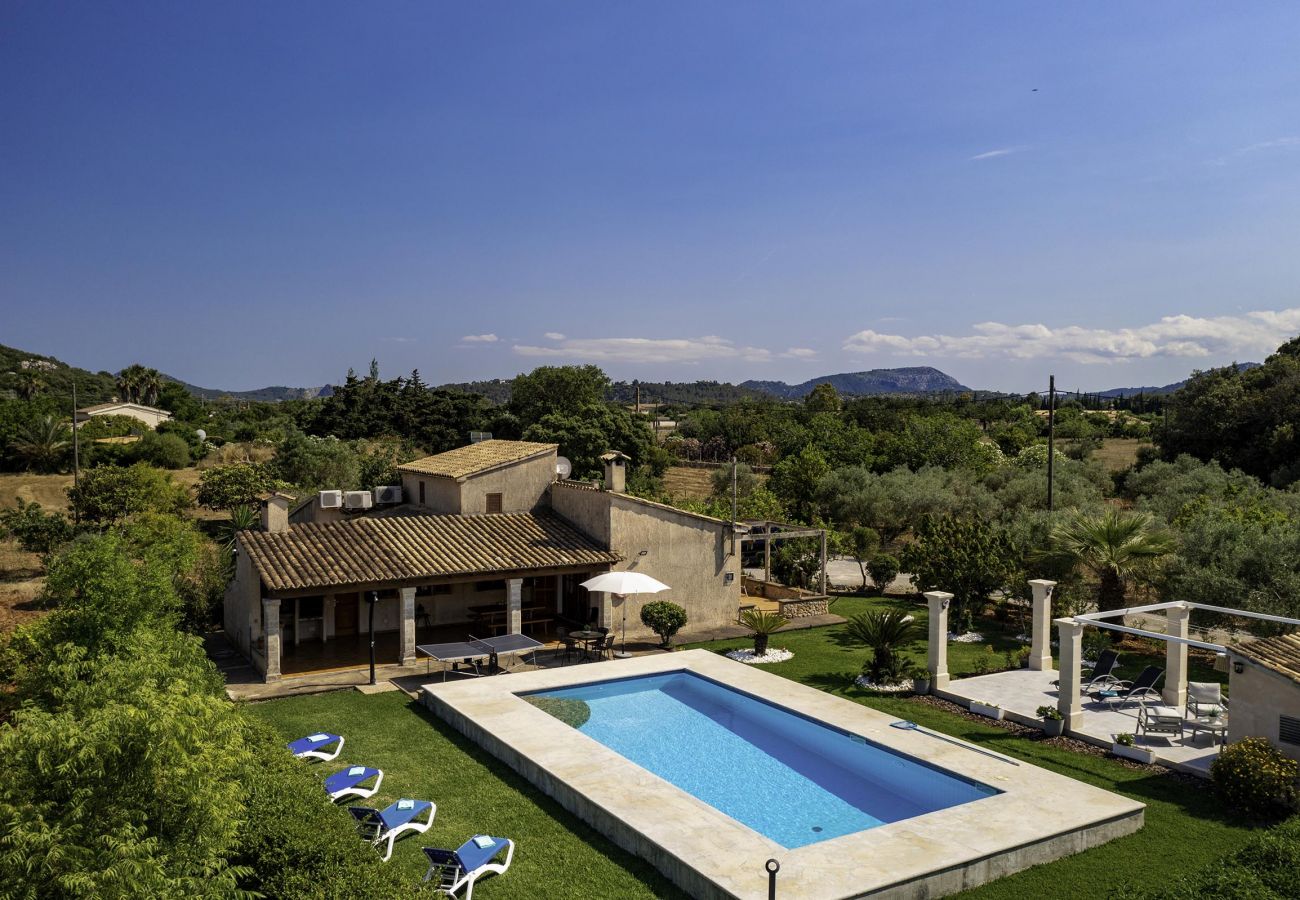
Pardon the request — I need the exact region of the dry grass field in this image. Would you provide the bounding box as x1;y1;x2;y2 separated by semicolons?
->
662;466;717;499
1093;438;1151;472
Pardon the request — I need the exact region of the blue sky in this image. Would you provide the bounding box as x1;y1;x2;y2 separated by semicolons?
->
4;3;1300;393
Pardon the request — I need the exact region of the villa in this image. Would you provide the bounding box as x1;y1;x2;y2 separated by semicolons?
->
223;439;744;681
74;400;173;430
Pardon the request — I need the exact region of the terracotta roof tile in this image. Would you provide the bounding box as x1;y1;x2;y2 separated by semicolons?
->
396;439;557;479
238;511;617;593
1234;633;1300;685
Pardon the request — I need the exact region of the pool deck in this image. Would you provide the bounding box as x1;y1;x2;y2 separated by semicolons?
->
422;650;1144;900
941;669;1222;778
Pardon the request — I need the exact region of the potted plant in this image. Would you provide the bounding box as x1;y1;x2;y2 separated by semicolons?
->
905;659;932;695
739;608;789;657
1036;705;1065;737
1112;733;1156;764
970;699;1004;720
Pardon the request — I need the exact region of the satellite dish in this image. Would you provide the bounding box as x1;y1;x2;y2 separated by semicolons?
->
555;456;572;479
195;429;207;442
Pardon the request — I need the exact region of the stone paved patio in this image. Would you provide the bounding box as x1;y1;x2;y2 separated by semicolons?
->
942;669;1223;777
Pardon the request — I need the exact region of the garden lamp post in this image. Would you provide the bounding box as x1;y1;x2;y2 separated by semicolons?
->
367;590;379;685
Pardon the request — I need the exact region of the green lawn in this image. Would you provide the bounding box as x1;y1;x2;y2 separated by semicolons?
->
246;690;688;899
247;595;1252;899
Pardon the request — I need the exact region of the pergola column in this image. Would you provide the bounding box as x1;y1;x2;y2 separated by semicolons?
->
1056;618;1084;728
925;591;953;690
262;597;281;682
398;587;417;666
507;578;523;634
1163;603;1190;708
323;595;335;643
1027;579;1056;671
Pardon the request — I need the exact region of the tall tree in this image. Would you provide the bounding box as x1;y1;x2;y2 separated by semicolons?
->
509;365;611;425
14;370;45;401
12;414;70;472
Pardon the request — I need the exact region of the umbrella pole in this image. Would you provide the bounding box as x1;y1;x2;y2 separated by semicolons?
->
616;593;632;659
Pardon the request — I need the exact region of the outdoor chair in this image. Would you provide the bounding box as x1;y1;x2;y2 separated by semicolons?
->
1187;682;1228;718
1105;666;1165;707
348;799;436;861
287;732;344;762
554;627;580;665
324;765;384;802
1081;650;1121;692
1136;701;1184;743
596;633;617;661
422;835;514;899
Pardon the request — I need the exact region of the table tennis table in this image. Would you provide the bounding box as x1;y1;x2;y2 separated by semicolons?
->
416;634;545;681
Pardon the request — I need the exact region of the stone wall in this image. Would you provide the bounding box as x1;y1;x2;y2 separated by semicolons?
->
779;597;829;618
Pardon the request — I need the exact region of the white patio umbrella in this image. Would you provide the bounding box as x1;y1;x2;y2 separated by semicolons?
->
580;571;671;657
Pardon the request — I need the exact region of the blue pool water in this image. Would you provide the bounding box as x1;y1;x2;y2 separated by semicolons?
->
525;671;998;849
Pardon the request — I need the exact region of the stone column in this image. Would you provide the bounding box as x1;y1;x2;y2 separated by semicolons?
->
554;574;564;615
1163;603;1190;708
1056;618;1084;728
293;597;301;647
262;597;281;682
507;578;523;634
1027;579;1057;672
323;595;335;643
399;587;417;666
925;591;953;690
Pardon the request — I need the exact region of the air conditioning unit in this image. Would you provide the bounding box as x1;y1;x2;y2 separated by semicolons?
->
319;490;343;509
373;485;402;504
343;490;373;510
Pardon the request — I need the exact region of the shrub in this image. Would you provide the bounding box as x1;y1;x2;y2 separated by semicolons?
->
640;600;688;648
866;553;900;593
739;608;789;655
129;431;193;469
196;463;280;509
0;500;73;554
1212;737;1300;819
67;463;192;524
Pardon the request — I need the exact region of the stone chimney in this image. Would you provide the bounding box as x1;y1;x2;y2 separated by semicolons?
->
261;493;292;533
600;450;631;493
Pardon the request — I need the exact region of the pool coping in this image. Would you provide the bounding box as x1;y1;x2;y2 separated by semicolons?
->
421;650;1145;900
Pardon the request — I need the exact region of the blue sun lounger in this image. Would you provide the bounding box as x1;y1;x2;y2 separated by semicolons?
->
324;765;384;802
348;799;437;861
422;835;514;898
287;732;344;762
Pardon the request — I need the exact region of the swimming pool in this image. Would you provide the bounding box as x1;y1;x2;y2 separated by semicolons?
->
525;670;999;848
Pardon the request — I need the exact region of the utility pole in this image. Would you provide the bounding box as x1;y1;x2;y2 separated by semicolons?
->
71;379;80;525
730;456;738;557
1046;375;1056;513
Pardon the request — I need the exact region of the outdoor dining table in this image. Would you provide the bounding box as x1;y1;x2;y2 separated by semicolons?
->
567;630;605;660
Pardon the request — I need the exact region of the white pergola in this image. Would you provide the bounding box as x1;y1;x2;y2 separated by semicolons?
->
923;580;1300;731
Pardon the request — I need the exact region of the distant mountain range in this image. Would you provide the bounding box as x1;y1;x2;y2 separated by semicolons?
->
1095;362;1260;398
741;366;972;399
170;378;332;402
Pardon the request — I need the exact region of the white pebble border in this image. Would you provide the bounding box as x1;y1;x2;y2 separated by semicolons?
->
948;631;986;643
854;675;916;693
725;648;794;665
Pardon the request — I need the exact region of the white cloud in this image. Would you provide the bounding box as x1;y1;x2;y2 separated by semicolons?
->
843;307;1300;364
780;347;818;359
969;146;1028;161
1213;136;1300;165
512;334;775;365
543;332;566;341
460;333;499;343
380;336;417;343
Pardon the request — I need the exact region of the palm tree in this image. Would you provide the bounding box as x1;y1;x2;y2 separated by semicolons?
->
12;415;71;472
115;364;162;404
844;609;919;684
14;370;45;401
1042;508;1175;612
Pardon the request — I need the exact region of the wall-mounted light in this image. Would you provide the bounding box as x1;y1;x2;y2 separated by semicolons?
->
1233;661;1244;674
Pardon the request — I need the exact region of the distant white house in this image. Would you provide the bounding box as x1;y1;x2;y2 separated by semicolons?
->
74;401;173;430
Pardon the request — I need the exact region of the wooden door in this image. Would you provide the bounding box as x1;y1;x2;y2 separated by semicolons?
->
335;593;359;637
